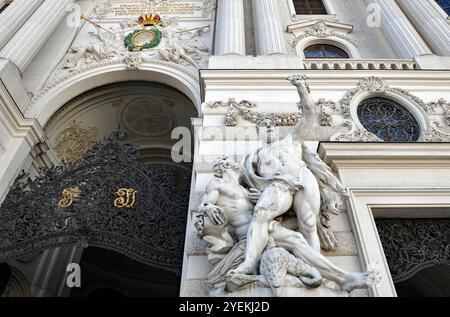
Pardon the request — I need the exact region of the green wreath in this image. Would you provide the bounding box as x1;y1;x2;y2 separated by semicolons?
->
124;28;163;51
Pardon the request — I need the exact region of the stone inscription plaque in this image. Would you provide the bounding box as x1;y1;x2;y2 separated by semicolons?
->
109;1;214;18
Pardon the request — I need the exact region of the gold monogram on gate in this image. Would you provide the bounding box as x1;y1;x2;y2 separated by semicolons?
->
114;188;137;208
58;187;80;208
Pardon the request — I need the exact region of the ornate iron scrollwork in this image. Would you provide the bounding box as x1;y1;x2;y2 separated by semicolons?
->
357;97;421;142
0;130;190;275
376;218;450;283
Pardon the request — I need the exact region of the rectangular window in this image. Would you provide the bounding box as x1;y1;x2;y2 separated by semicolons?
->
293;0;327;15
436;0;450;15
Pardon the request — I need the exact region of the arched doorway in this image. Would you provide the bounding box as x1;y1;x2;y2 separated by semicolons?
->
395;265;450;297
0;81;197;297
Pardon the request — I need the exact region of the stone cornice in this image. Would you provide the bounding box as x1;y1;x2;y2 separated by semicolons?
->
200;69;450;91
0;82;45;147
319;142;450;168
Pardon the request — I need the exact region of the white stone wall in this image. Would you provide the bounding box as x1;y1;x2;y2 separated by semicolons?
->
0;0;450;297
180;69;450;297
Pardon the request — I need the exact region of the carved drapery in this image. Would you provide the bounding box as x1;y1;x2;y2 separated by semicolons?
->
0;130;191;275
376;218;450;283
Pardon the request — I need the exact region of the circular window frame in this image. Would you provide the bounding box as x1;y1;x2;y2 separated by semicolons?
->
356;96;422;142
350;91;429;142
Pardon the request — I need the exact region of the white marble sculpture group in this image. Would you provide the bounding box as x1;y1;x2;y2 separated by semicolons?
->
195;76;382;297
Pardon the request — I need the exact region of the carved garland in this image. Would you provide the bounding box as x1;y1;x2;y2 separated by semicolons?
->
206;98;303;127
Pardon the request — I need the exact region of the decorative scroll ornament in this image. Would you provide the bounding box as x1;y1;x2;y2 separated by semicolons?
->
58;187;80;208
427;99;450;127
206;98;302;127
318;99;338;127
123;53;143;70
114;188;138;209
423;121;450;142
0;130;190;275
331;76;449;142
290;21;358;49
376;219;450;283
340;77;427;113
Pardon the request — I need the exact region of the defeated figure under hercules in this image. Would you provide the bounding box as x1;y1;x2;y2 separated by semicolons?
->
195;76;381;296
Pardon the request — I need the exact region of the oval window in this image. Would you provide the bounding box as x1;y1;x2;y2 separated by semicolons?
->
357;97;421;142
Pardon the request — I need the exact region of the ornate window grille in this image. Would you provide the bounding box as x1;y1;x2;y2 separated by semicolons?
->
375;218;450;284
304;44;349;58
293;0;327;15
357;97;421;142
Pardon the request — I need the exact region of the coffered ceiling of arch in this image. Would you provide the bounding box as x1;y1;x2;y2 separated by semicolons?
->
45;82;197;165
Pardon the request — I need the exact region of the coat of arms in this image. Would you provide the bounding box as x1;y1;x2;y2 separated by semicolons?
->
124;13;163;51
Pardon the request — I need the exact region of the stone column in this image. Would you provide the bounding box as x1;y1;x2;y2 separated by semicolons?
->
0;0;73;72
214;0;246;56
396;0;450;56
0;0;44;50
367;0;432;58
252;0;287;55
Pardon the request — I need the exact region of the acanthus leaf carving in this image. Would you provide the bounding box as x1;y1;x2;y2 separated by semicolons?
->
290;21;358;49
124;52;143;70
427;99;450;127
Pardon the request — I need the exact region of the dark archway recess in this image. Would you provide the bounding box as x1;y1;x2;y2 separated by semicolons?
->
0;263;11;296
0;130;191;276
375;218;450;295
395;264;450;297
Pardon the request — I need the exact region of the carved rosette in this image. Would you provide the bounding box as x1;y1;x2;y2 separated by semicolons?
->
120;98;175;137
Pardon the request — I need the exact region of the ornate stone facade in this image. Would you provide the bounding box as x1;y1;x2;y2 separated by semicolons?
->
0;0;450;299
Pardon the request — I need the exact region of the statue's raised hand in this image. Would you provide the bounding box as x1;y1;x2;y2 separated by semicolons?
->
287;75;311;94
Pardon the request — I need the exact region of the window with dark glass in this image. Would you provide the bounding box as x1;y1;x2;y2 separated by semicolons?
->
357;97;420;142
304;44;349;58
436;0;450;15
293;0;327;15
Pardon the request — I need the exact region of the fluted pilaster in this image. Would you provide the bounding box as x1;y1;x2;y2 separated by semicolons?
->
252;0;287;55
0;0;44;50
0;0;74;72
367;0;432;58
214;0;246;56
396;0;450;56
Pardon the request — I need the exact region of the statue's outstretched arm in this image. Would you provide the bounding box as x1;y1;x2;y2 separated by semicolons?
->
287;75;317;142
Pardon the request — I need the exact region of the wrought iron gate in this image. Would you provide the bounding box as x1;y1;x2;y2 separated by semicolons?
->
0;130;191;275
376;218;450;283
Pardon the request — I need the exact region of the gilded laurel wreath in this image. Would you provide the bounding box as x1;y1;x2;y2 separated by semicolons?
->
124;28;163;51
